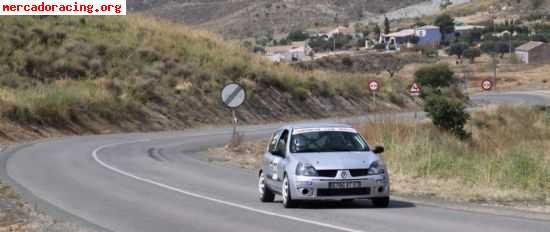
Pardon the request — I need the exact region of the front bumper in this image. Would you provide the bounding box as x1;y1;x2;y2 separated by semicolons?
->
291;174;389;200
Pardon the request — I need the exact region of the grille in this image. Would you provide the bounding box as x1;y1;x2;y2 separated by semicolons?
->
317;170;338;177
317;188;371;197
349;169;370;177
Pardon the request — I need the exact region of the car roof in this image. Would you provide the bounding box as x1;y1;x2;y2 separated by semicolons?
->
281;123;353;130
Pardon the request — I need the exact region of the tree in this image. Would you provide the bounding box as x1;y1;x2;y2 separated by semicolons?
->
480;41;496;54
446;42;468;60
414;64;456;89
495;41;511;58
424;93;470;140
376;54;407;77
383;16;391;35
373;24;381;40
434;14;455;42
287;30;309;42
463;48;481;63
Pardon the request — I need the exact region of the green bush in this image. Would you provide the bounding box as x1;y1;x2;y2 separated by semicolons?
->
414;64;456;89
424;94;470;139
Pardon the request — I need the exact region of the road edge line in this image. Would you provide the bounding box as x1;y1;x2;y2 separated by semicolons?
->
92;140;365;232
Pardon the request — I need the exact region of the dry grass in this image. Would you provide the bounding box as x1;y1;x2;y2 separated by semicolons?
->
0;180;89;232
355;106;550;205
210;106;550;208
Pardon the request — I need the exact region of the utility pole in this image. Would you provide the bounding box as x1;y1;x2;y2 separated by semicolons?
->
490;4;498;90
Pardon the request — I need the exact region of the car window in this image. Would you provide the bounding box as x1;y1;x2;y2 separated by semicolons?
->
275;130;289;155
268;130;282;153
290;131;369;153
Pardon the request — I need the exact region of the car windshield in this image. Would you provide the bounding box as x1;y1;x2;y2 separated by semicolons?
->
290;131;369;153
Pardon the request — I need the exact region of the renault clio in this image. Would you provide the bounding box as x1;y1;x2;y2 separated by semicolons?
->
258;124;390;208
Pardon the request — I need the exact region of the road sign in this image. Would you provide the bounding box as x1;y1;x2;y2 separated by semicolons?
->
221;83;246;108
368;80;380;92
481;79;493;91
409;82;422;96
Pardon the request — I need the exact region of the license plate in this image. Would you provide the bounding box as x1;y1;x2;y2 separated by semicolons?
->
328;181;361;189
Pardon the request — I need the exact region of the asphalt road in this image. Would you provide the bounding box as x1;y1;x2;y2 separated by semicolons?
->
2;91;550;232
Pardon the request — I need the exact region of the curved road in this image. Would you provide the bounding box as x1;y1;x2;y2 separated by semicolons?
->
2;92;550;232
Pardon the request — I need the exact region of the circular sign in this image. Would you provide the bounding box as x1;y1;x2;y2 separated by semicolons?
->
481;79;493;91
368;80;380;92
221;83;246;108
409;82;422;96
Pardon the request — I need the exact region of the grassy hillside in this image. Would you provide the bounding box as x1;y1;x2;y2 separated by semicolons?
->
0;16;410;142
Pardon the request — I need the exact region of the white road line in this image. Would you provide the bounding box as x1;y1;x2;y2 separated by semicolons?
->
92;140;365;232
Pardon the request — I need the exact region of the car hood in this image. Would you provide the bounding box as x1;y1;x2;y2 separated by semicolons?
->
293;152;379;170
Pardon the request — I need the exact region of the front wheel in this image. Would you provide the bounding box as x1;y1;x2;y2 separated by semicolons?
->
282;175;298;208
371;197;390;208
259;172;275;202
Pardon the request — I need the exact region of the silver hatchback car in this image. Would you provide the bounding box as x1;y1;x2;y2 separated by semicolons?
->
258;124;390;208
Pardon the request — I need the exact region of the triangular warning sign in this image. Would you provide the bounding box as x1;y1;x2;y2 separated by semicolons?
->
410;83;421;96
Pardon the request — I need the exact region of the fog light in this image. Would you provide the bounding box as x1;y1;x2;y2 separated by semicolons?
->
378;186;385;193
302;188;309;195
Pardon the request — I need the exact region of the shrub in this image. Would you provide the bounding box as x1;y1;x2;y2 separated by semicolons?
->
424;94;470;139
463;47;481;63
414;64;456;89
446;42;468;60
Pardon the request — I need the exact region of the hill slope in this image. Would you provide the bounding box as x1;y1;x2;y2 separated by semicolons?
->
0;16;410;142
127;0;424;38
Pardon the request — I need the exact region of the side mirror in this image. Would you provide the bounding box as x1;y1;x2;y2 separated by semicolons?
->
373;145;385;154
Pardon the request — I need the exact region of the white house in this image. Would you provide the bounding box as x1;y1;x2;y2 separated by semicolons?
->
265;41;311;62
379;25;442;50
455;25;485;35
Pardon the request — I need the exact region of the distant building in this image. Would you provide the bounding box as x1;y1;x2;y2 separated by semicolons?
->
265;41;311;62
328;26;354;37
454;25;485;36
379;25;442;50
515;41;550;64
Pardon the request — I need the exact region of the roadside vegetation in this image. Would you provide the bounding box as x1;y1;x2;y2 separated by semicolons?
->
211;106;550;208
357;106;550;205
0;180;84;231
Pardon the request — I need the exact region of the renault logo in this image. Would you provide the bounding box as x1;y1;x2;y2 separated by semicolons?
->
340;171;348;179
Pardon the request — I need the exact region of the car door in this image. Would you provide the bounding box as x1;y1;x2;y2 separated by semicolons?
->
264;130;282;188
271;130;290;192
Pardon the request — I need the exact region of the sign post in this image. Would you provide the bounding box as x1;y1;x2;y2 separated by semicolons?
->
409;82;422;119
368;80;380;106
221;83;246;146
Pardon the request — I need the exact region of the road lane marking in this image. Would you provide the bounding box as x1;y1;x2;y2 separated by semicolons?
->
92;140;365;232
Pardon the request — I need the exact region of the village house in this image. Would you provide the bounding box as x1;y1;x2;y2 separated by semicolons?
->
379;25;442;50
265;41;311;62
515;41;550;64
327;26;354;37
454;25;485;36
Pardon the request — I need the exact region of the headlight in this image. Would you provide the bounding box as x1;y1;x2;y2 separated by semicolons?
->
295;162;318;176
367;160;385;175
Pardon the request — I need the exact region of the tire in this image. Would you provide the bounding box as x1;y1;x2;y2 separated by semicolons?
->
371;197;390;208
259;172;275;202
282;175;298;208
